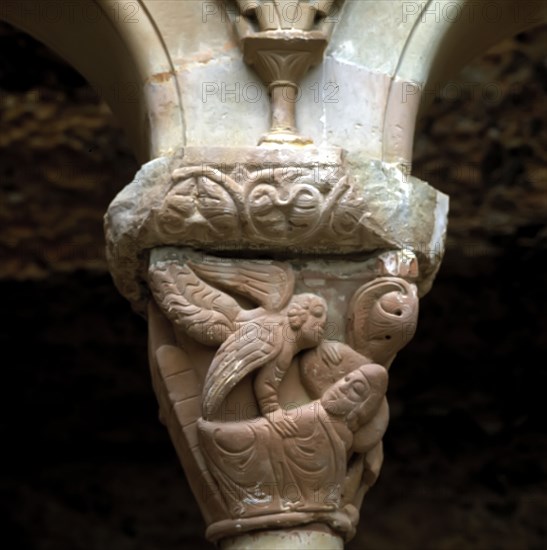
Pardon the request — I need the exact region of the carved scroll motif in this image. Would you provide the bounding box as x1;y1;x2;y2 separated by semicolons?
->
348;278;419;368
147;250;419;543
154;165;360;245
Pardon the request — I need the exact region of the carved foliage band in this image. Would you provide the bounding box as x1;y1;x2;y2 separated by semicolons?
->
155;164;360;244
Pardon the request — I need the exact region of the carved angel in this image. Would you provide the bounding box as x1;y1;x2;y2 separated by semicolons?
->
148;257;328;423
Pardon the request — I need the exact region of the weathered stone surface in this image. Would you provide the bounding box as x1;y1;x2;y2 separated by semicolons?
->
220;529;343;550
100;3;443;540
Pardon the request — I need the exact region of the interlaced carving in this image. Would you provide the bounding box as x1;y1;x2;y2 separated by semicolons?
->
155;165;358;244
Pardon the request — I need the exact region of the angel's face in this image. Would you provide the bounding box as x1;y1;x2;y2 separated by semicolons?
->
300;297;327;344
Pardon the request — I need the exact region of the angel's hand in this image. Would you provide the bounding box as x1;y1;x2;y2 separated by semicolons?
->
321;342;342;366
266;409;299;438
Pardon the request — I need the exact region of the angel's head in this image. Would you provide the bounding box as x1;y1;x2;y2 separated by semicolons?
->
287;293;327;347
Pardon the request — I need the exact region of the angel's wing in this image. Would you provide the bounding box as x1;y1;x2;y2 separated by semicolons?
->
149;262;242;346
202;320;283;419
347;279;418;368
188;257;295;311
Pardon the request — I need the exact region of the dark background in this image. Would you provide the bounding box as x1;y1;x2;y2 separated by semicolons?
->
1;20;546;550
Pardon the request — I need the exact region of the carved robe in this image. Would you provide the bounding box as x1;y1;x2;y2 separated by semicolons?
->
197;402;353;519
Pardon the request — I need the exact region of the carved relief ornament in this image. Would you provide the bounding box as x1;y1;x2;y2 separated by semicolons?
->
143;247;419;543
